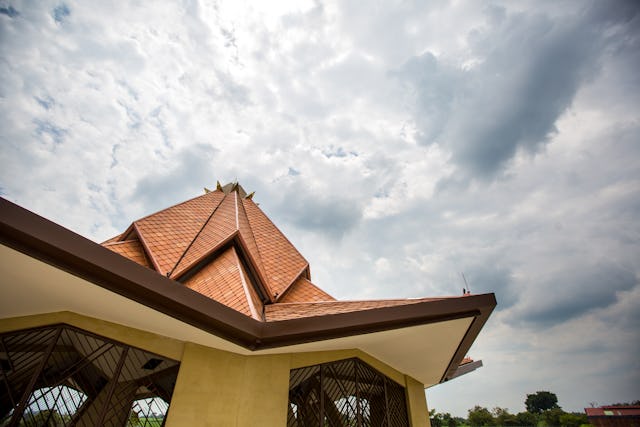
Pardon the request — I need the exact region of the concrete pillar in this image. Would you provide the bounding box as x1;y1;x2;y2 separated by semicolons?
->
406;375;430;427
165;343;289;427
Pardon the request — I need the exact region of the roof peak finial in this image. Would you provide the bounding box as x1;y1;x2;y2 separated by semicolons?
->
218;181;249;198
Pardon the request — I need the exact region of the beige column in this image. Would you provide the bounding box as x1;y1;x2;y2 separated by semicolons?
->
406;375;430;427
165;343;290;427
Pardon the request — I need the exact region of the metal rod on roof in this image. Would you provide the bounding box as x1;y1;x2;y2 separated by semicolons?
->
461;272;470;295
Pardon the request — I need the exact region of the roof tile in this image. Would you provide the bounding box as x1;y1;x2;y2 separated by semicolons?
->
184;246;252;317
103;239;151;268
241;197;308;300
264;297;448;321
171;192;238;277
278;277;335;303
134;191;225;275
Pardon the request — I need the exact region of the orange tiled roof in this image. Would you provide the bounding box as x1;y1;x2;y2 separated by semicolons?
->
101;182;462;324
240;196;309;299
102;183;315;315
184;246;261;319
103;239;151;268
171;191;238;277
264;298;446;321
279;277;335;303
133;190;226;274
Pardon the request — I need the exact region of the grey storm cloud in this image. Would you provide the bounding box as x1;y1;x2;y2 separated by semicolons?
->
53;4;70;24
131;144;218;215
516;264;638;327
0;5;18;18
273;187;364;239
464;265;517;309
395;2;635;180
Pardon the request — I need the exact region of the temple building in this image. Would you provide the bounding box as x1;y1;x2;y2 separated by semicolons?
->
0;182;496;426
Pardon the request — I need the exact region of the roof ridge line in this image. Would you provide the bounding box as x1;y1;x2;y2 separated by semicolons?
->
132;222;162;273
243;198;310;268
288;276;336;301
233;233;271;303
241;197;311;302
234;191;239;230
169;192;232;277
132;190;220;225
273;264;310;302
232;248;261;321
237;197;267;286
102;239;141;246
101;223;135;244
171;230;239;280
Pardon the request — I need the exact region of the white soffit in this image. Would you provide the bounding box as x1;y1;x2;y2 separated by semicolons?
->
256;317;473;386
0;244;249;354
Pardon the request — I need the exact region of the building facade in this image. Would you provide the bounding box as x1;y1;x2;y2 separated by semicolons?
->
0;183;496;426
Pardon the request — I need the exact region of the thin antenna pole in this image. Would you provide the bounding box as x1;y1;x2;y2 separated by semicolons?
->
461;272;470;294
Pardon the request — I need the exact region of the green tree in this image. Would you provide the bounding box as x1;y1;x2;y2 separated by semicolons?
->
430;409;444;427
443;412;458;427
559;412;588;427
468;406;495;426
128;409;142;427
610;400;640;406
541;407;565;426
430;409;459;427
526;391;560;414
21;409;65;426
453;416;467;427
515;411;538;427
492;408;518;426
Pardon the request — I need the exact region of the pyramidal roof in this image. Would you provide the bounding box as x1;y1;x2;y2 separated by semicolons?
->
103;182;334;319
100;182;490;338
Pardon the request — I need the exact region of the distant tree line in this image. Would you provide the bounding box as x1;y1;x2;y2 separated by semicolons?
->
430;391;594;427
607;400;640;406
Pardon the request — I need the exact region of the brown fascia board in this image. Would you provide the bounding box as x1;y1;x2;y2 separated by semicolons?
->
0;197;496;363
440;303;495;382
260;294;495;351
445;359;483;382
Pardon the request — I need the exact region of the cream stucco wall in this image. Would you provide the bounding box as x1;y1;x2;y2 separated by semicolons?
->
165;343;291;426
407;375;431;427
0;312;431;426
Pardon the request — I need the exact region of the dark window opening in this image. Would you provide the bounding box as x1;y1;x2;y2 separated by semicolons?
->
287;358;410;427
141;358;163;371
0;324;179;427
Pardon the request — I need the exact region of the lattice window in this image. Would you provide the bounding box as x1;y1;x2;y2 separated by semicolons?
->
0;324;179;427
287;358;410;427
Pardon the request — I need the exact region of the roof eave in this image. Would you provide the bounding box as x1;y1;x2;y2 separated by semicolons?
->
0;197;496;359
260;294;495;350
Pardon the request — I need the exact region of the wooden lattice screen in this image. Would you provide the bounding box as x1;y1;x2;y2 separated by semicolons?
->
0;324;179;427
287;358;410;427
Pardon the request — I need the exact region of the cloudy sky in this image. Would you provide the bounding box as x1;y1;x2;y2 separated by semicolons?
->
1;0;639;416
